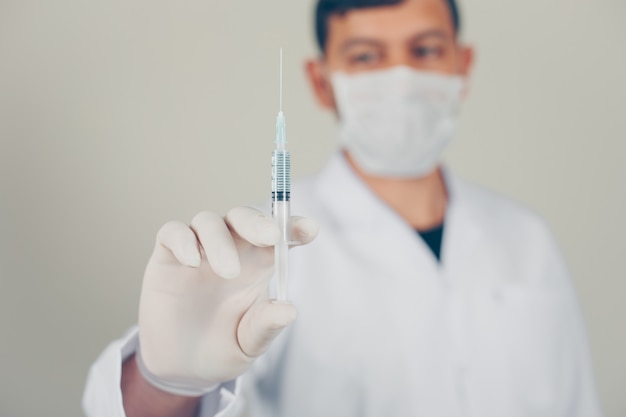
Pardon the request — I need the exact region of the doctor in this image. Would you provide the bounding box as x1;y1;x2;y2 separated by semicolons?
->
84;0;603;416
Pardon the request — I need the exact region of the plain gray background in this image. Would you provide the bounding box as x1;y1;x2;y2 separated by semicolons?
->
1;0;624;415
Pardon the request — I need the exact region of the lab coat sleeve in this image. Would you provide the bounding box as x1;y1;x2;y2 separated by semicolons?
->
541;228;604;417
559;286;604;416
82;327;247;417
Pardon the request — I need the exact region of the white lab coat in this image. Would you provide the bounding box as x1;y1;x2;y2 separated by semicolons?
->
84;153;602;417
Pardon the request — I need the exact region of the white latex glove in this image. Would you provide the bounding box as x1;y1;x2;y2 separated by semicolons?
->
136;207;318;396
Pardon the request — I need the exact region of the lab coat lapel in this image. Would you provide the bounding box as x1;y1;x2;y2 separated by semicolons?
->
315;153;442;280
439;168;486;288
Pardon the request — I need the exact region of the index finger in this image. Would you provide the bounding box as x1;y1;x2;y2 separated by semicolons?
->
225;207;281;247
190;211;241;279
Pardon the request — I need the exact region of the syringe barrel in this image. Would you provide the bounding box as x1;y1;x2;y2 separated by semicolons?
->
272;200;290;242
272;148;291;240
272;165;291;302
272;148;291;302
271;149;291;202
274;239;289;302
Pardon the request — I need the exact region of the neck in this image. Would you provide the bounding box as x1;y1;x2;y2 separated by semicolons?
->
344;151;448;230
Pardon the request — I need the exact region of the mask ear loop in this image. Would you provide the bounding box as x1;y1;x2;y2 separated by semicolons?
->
321;61;340;114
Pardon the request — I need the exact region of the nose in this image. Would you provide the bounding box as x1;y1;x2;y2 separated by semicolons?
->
383;45;415;70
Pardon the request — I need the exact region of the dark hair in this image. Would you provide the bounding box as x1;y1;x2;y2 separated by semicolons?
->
314;0;461;53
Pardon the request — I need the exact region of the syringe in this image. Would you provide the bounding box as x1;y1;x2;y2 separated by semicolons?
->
272;48;291;302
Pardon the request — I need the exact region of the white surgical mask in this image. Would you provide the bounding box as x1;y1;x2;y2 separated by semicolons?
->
331;66;464;178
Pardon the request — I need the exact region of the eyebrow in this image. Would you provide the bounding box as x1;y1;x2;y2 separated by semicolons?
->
339;38;384;53
339;29;451;54
408;29;450;43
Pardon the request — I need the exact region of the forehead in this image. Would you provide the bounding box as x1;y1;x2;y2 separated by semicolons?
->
327;0;455;44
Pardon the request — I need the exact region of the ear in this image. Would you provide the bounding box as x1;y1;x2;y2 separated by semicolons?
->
458;45;475;98
304;58;336;111
458;44;474;78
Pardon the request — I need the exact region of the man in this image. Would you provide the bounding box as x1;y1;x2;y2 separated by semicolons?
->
84;0;603;416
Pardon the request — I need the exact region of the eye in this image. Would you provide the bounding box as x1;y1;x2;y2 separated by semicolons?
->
349;52;380;65
412;46;443;59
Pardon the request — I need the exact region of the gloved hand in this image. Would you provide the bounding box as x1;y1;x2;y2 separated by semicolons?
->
135;207;318;396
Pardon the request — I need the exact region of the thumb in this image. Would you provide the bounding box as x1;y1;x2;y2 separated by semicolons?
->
237;300;297;358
